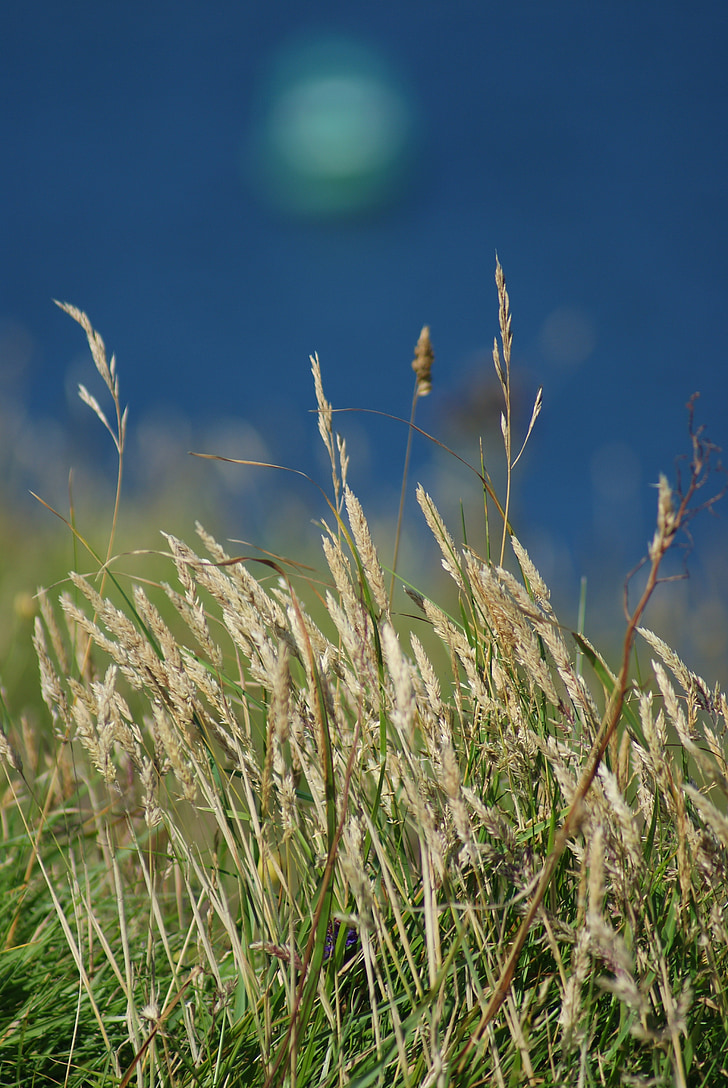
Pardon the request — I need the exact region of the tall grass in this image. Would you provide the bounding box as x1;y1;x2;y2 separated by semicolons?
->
2;261;728;1087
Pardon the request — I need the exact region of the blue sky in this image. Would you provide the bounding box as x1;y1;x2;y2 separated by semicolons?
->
2;2;727;651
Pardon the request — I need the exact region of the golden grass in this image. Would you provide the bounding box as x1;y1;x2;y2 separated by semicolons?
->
2;262;728;1087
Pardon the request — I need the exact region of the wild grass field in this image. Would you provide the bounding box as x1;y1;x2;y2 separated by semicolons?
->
2;263;728;1087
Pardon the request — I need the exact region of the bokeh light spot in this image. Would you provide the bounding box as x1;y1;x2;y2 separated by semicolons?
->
540;306;596;369
246;35;417;219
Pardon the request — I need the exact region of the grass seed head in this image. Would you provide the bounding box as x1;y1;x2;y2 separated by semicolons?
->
412;324;434;397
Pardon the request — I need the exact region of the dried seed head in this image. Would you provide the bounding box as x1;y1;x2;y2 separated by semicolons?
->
412;325;434;397
494;255;512;373
648;473;676;560
311;352;341;503
345;487;388;614
560;927;590;1043
416;486;464;590
587;823;605;923
0;720;22;775
55;301;117;398
140;758;162;827
34;615;70;727
381;622;416;744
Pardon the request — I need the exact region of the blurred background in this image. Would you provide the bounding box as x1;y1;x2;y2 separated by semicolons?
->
2;1;728;711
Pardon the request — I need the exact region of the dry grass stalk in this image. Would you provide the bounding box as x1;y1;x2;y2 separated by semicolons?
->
390;326;436;600
6;280;727;1087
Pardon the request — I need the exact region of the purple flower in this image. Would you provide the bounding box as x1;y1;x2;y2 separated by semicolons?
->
323;919;358;962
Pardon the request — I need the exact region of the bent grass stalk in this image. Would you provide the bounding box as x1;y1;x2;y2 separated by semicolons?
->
460;425;721;1066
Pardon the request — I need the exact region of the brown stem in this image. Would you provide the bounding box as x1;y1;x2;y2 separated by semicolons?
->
459;466;700;1068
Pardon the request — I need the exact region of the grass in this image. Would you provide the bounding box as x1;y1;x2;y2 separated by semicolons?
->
2;260;728;1087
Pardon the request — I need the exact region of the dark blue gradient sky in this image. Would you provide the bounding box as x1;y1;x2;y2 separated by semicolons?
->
2;2;728;655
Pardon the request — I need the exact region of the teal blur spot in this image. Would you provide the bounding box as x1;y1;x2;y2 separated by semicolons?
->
245;35;417;219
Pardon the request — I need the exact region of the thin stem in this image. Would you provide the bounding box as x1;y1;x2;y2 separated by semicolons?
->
389;380;420;602
499;455;511;568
